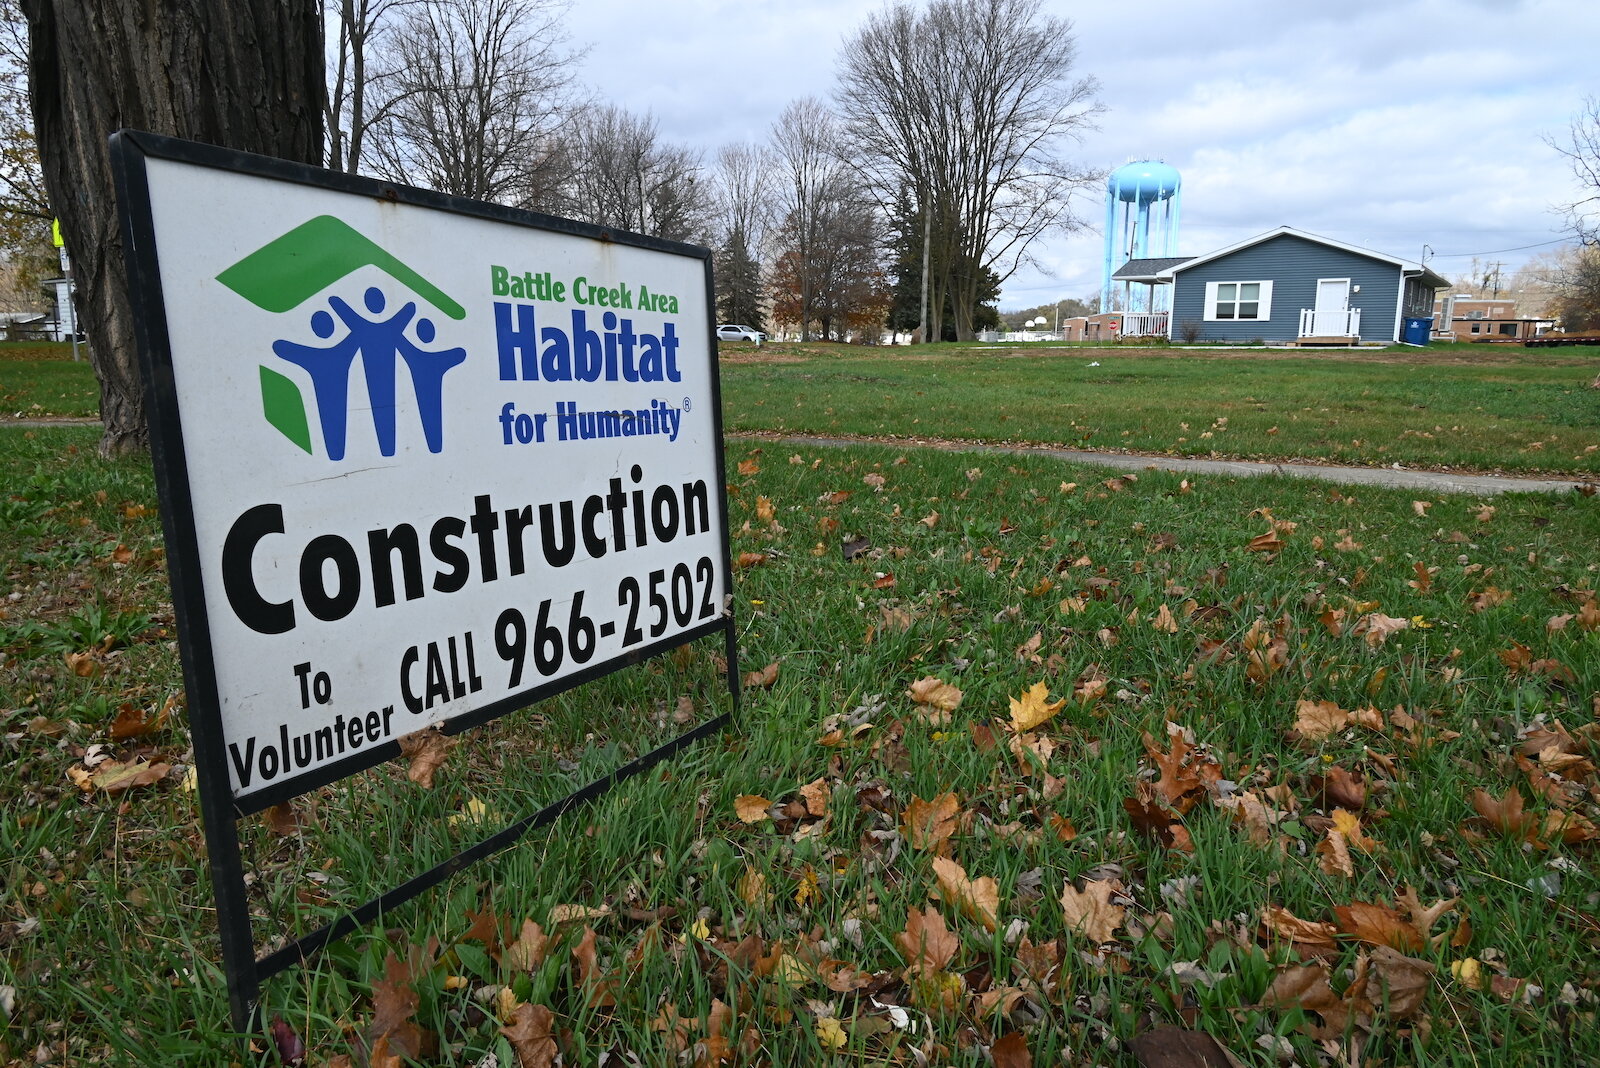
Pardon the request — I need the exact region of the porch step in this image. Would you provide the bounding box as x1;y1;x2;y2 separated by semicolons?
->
1287;336;1361;347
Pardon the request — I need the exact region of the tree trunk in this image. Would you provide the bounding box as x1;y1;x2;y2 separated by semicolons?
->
23;0;323;457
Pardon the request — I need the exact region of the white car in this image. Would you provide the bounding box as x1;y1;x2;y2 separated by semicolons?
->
716;324;764;343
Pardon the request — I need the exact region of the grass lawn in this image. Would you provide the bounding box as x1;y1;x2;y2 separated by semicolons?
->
719;341;1600;478
0;342;99;419
3;423;1599;1065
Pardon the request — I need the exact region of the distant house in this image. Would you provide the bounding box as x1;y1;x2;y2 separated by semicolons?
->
1430;297;1553;341
1155;227;1450;345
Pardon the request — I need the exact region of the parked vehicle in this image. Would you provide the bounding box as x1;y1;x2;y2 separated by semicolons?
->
716;324;764;343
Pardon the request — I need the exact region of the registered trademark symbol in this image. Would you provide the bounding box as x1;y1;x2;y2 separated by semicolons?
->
682;397;692;412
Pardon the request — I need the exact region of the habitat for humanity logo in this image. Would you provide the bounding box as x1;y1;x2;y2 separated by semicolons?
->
216;216;467;459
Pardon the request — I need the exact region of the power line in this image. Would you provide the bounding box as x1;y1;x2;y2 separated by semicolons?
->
1429;237;1569;258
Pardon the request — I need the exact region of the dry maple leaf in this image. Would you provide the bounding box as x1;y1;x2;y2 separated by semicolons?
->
931;855;1000;932
1470;586;1513;612
907;677;963;712
1334;901;1424;951
72;757;170;793
1469;786;1538;840
1123;784;1194;852
1330;808;1379;852
1396;886;1458;941
897;905;959;974
571;925;615;1007
734;793;774;824
737;458;760;476
1366;945;1435;1019
1317;828;1355;878
263;802;302;837
501;1003;557;1068
397;728;456;788
1143;731;1205;812
109;700;168;740
1247;529;1284;553
1009;681;1065;732
504;919;550;973
368;952;428;1060
990;1031;1033;1068
1242;620;1287;683
902;791;961;851
1293;699;1348;741
734;551;768;570
742;661;780;689
1312;766;1367;810
548;902;611;925
1150;604;1179;633
798;776;831;818
1352;612;1409;647
1407;560;1436;593
1060;879;1125;944
1260;905;1338;949
736;866;770;908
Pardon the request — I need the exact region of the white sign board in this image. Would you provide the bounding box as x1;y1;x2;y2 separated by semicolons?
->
123;142;731;810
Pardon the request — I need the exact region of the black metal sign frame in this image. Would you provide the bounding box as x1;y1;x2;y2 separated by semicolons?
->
110;130;740;1039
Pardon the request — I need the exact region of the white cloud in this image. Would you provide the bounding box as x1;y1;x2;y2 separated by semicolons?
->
555;0;1600;305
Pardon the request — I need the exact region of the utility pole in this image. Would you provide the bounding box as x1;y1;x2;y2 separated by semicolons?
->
1489;261;1505;299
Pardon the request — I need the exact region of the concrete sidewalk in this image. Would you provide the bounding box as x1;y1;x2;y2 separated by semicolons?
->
732;432;1597;497
9;419;1592;497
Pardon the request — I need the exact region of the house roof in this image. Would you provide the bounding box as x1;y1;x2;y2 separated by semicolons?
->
1164;226;1451;288
1112;256;1193;282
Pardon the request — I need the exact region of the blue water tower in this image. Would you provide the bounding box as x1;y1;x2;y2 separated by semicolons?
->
1101;161;1181;313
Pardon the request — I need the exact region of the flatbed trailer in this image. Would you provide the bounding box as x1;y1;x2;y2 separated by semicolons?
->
1524;330;1600;347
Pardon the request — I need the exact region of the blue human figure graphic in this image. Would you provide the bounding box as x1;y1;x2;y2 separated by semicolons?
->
327;287;416;457
395;317;467;453
270;309;361;460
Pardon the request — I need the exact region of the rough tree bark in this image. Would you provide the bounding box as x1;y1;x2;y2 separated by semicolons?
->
22;0;323;456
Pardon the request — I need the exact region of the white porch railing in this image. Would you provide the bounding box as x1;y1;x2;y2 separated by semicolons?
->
1299;308;1361;337
1122;312;1168;337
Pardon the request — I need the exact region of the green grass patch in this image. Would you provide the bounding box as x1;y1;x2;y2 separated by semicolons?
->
0;344;99;418
3;425;1599;1064
721;344;1600;477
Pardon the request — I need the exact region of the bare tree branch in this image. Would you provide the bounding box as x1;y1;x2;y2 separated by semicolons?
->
835;0;1102;339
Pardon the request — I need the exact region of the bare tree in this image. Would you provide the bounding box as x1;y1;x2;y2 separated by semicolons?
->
769;97;856;341
712;141;773;255
22;0;323;455
835;0;1102;340
324;0;421;173
366;0;578;206
709;141;773;329
1551;96;1600;246
560;105;710;242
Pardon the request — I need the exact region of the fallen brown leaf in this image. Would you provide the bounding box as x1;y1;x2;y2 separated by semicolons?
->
397;727;456;788
931;855;999;932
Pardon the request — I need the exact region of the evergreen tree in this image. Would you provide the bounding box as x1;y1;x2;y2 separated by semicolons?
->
714;224;765;330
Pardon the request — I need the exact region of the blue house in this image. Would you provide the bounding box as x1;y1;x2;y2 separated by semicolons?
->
1154;227;1450;345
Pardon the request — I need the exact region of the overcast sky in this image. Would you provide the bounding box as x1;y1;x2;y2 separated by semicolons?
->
563;0;1597;308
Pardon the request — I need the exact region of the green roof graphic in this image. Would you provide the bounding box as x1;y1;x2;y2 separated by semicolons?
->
217;215;464;320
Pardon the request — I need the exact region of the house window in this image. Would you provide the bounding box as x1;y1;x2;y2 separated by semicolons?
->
1470;324;1481;333
1204;280;1273;321
1498;323;1517;336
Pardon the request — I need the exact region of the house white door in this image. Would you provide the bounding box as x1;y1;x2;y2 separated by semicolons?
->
1312;279;1351;335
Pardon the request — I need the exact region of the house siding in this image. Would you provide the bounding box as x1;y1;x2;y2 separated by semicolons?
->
1169;234;1402;343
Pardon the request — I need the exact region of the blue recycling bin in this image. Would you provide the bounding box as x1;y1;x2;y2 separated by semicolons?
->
1402;316;1432;346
